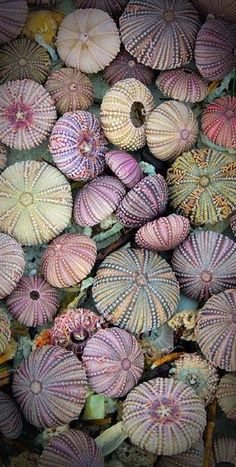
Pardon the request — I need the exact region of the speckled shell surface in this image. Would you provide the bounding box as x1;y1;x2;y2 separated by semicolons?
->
105;150;143;188
41;233;97;288
12;345;87;428
116;175;168;228
156;68;208;103
167;148;236;225
158;440;204;467
73;176;126;227
0;392;23;439
201;96;236;150
0;161;72;246
0;233;25;300
92;247;180;335
100;78;155;151
172;231;236;302
217;373;236;421
191;0;236;24
122;378;206;455
56;8;120;74
104;47;154;86
49;111;107;181
0;309;11;355
197;289;236;371
119;0;201;70
0;0;28;45
74;0;128;18
135;214;190;251
39;429;104;467
213;437;236;465
146;102;198;161
0;143;7;172
82;327;144;397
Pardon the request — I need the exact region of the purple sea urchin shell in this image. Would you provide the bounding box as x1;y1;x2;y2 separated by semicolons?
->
73;176;126;227
213;437;236;465
39;429;104;467
156;68;208;103
0;0;28;45
217;373;236;421
105;150;143;188
6;276;59;327
172;231;236;302
74;0;128;19
49;111;107;181
116;175;168;228
0;233;25;300
104;47;154;86
122;378;206;455
0;310;11;355
191;0;236;24
158;440;204;467
82;327;144;397
0;392;23;439
201;96;236;150
0;143;7;172
12;345;87;428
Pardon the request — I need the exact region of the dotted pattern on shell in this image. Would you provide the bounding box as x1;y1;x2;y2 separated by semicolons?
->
73;175;126;227
38;429;104;467
230;212;236;236
0;0;28;45
74;0;128;18
146;101;198;161
0;161;72;246
104;47;154;86
12;345;87;428
100;78;155;151
191;0;236;24
171;231;236;302
82;327;144;397
0;143;7;172
201;96;236;150
0;233;25;299
41;233;97;288
0;79;57;150
56;8;120;74
156;68;208;103
0;309;11;355
213;437;236;464
119;0;201;70
49;111;107;181
158;440;204;467
6;275;59;327
217;373;236;421
116;175;168;228
45;68;94;115
105;150;143;189
197;289;236;371
166;148;236;225
194;19;236;80
122;378;206;455
92;247;180;335
0;392;23;439
135;214;190;251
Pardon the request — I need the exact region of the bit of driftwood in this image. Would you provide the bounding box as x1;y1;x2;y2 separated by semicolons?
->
151;351;184;368
96;229;134;262
203;398;217;467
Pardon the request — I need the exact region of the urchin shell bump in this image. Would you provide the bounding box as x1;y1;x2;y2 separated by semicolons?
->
217;373;236;421
156;68;208;103
201;96;236;150
0;233;25;299
158;440;204;467
0;392;23;439
0;0;28;45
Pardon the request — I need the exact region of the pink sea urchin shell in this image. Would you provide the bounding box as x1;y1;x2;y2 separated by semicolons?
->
12;345;87;428
156;68;208;103
201;95;236;150
158;440;204;467
0;233;25;300
74;0;128;19
0;0;28;45
82;327;144;398
0;309;11;355
73;176;126;227
105;150;143;188
213;437;236;465
104;47;154;86
0;392;23;439
49;111;107;181
135;214;190;251
217;373;236;421
191;0;236;24
41;233;97;288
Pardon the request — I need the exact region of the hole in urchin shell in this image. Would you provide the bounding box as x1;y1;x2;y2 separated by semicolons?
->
70;329;89;344
30;380;42;394
130;102;146;127
128;60;136;68
30;290;40;300
19;192;34;206
225;109;235;118
68;82;78;92
180;129;190;141
163;10;175;22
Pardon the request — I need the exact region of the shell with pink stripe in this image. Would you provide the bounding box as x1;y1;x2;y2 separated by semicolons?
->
105;150;143;188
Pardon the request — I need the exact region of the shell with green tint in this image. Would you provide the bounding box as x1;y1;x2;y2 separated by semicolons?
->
0;309;11;355
167;148;236;225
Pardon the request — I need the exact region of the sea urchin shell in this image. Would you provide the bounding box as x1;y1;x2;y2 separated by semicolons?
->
156;68;208;103
105;150;143;188
201;95;236;150
0;233;25;300
0;309;11;355
217;373;236;421
158;440;204;467
0;0;28;45
0;392;23;439
74;0;128;19
104;47;154;86
213;437;236;465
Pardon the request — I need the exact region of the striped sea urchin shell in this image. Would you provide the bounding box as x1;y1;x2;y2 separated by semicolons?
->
122;378;206;455
0;79;57;150
213;437;236;465
217;373;236;420
171;231;236;302
12;345;87;428
6;275;59;327
197;289;236;371
0;0;28;45
39;429;104;467
158;440;204;467
92;247;180;334
41;233;97;288
0;309;11;355
0;392;23;439
82;327;144;397
194;19;236;80
74;0;128;19
49;111;107;181
104;47;154;86
0;233;25;299
56;9;120;74
0;161;72;246
100;78;155;151
201;96;236;150
191;0;236;24
119;0;200;70
167;148;236;225
146;101;198;161
0;143;7;172
156;68;208;103
105;150;143;188
116;175;168;228
135;214;190;251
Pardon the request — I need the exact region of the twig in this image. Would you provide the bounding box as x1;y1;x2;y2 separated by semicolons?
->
96;229;134;262
203;398;217;467
151;351;184;368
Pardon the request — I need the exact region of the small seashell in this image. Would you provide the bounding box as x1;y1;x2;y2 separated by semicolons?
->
0;233;26;300
41;233;97;288
201;95;236;150
135;214;190;251
0;142;7;172
156;68;208;103
82;327;144;397
74;0;128;19
191;0;236;24
0;392;23;439
213;437;236;465
105;150;143;188
158;440;204;467
104;46;154;86
0;309;11;355
0;0;28;45
217;373;236;421
100;78;155;151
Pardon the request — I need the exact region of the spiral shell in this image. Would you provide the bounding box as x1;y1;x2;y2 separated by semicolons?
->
41;233;97;288
100;78;155;151
201;95;236;150
0;161;72;246
0;309;11;355
0;233;25;300
217;373;236;421
105;151;143;189
49;111;107;181
104;47;154;86
56;8;120;74
116;175;168;228
0;143;7;172
0;392;23;439
213;437;236;465
74;0;128;19
158;441;204;467
12;345;87;428
191;0;236;24
156;68;208;103
0;0;28;45
172;231;236;302
92;247;180;334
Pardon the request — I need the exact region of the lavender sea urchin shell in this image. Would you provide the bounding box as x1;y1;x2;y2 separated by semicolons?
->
0;0;28;45
0;233;25;299
0;392;23;439
156;68;208;103
105;150;143;188
202;96;236;150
